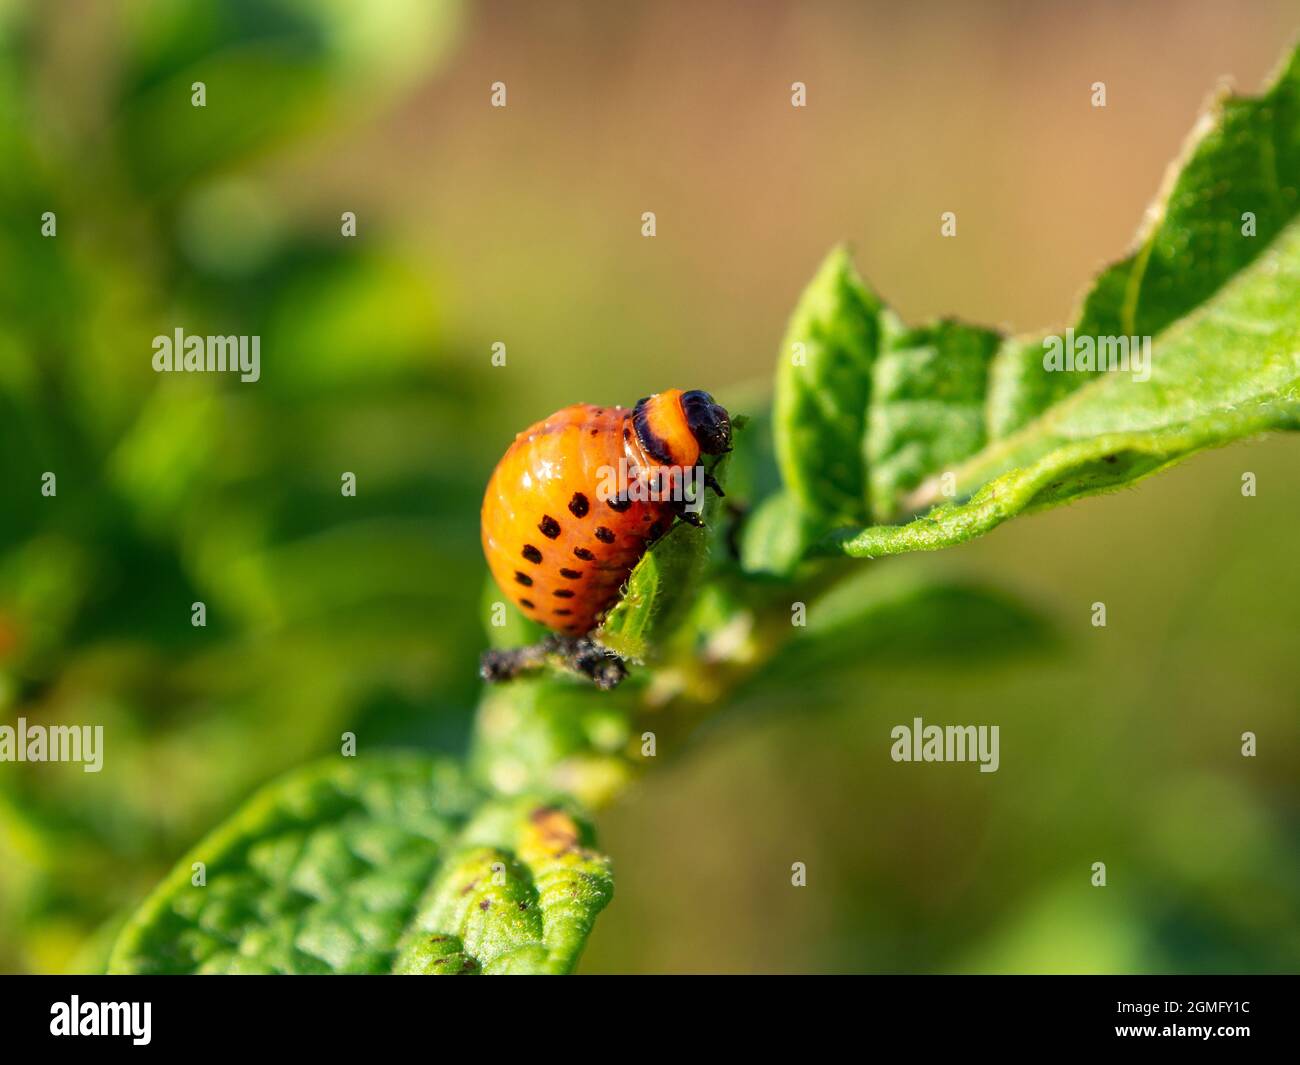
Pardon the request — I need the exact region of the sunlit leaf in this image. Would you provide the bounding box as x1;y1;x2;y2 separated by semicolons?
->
766;44;1300;561
108;755;611;975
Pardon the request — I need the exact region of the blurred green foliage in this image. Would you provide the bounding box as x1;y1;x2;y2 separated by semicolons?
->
0;0;473;973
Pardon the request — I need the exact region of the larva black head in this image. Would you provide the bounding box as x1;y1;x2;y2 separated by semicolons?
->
680;390;732;454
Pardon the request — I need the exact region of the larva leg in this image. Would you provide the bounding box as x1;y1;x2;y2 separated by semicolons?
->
671;499;705;527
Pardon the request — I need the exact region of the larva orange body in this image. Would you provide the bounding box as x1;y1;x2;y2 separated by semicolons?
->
481;389;731;636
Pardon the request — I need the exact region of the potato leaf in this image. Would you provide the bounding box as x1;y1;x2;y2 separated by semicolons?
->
596;521;708;661
773;247;882;526
393;796;613;975
738;488;825;577
867;315;1002;520
597;453;732;660
768;43;1300;561
988;44;1300;437
107;755;611;975
825;218;1300;558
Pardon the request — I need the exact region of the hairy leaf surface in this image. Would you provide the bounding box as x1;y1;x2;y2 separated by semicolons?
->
108;755;611;974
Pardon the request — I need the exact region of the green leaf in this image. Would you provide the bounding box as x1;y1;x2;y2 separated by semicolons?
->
866;315;1002;519
393;798;613;975
988;45;1300;437
106;755;611;975
596;452;732;660
596;522;708;661
766;43;1300;561
773;246;882;527
771;253;1005;531
738;488;823;577
823;217;1300;558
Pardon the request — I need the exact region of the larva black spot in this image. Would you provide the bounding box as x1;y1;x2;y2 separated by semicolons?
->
514;571;533;587
574;547;596;561
568;492;590;518
607;495;632;513
519;598;535;609
554;608;573;617
594;526;615;544
521;544;543;564
538;515;561;539
553;589;575;599
648;521;665;539
559;568;583;580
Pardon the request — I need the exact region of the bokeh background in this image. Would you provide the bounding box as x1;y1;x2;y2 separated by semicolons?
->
1;0;1297;973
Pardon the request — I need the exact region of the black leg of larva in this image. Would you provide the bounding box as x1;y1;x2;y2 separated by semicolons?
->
703;472;725;497
672;499;705;527
480;634;627;689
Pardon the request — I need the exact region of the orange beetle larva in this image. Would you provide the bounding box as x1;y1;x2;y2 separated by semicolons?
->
479;388;731;688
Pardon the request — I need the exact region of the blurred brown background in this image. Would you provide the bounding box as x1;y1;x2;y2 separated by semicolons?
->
287;0;1298;400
